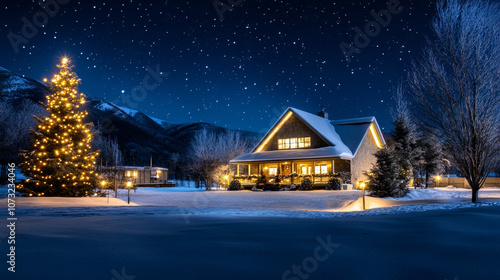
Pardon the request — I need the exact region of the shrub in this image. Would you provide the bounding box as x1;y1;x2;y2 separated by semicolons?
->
228;180;242;191
299;178;313;190
326;178;341;190
337;171;352;184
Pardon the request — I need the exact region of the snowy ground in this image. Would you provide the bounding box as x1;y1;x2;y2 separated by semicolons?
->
2;186;500;279
2;206;500;280
2;186;500;218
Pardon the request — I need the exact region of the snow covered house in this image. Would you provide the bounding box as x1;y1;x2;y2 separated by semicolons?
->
230;107;385;188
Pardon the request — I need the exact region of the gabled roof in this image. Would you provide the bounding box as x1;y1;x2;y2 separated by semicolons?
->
232;107;385;163
332;117;385;155
252;107;352;155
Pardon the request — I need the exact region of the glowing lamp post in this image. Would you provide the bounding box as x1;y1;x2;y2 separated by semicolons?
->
360;182;366;210
435;175;441;188
224;175;229;189
101;181;108;203
126;181;133;204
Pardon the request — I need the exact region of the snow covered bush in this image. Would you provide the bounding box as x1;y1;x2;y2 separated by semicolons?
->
337;172;351;184
326;178;341;190
228;180;242;191
299;178;313;191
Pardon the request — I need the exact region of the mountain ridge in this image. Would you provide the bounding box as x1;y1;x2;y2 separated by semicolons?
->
0;66;260;167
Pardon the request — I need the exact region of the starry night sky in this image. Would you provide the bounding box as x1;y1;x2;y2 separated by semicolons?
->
1;0;436;133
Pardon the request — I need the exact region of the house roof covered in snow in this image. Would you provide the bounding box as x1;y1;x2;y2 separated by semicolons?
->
231;146;354;162
332;116;385;156
231;107;385;163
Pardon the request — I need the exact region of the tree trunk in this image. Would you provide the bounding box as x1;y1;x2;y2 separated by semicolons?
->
471;187;479;203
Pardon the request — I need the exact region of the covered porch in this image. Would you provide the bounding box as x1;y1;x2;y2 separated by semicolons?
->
233;158;350;187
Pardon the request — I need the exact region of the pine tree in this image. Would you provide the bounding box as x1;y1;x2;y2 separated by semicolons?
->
366;147;409;198
19;57;99;197
390;86;419;188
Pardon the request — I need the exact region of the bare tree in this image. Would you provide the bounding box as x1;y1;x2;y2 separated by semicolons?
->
408;0;500;202
100;137;123;197
188;128;250;190
0;100;45;184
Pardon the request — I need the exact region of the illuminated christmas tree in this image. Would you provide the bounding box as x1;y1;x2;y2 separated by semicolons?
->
20;57;99;197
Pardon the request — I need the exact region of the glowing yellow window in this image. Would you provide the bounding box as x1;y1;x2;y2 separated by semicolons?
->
304;137;311;147
321;165;328;174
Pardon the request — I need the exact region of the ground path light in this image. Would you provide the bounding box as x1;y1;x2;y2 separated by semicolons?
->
360;182;366;210
101;180;108;203
126;181;133;204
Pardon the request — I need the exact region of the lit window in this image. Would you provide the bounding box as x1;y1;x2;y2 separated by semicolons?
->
301;166;307;174
269;168;277;176
321;165;327;174
298;137;305;148
315;166;320;174
126;171;131;177
278;137;311;149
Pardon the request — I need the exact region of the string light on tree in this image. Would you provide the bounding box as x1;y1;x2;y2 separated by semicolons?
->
19;57;99;197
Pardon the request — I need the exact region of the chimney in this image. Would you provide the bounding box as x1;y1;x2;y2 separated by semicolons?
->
317;106;329;120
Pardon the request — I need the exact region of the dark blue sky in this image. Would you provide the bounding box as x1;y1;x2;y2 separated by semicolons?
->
1;0;436;133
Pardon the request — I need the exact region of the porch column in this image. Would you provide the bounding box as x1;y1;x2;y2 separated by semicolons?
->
248;164;251;176
258;164;262;175
312;161;316;183
332;160;335;174
236;164;240;176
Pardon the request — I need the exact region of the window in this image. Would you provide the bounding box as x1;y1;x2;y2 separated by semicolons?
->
301;166;307;174
269;168;277;176
321;165;328;174
278;137;311;149
315;165;328;174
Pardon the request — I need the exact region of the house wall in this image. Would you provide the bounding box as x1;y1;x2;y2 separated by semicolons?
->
351;129;379;185
260;114;330;151
333;158;350;173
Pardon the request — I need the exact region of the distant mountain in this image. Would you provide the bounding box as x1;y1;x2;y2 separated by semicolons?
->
0;66;49;106
0;66;260;167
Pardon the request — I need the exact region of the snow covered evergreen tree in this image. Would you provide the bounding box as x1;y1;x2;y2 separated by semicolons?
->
390;86;418;189
366;147;409;198
19;57;99;197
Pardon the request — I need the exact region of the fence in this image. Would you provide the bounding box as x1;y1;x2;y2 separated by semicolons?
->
435;177;500;188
